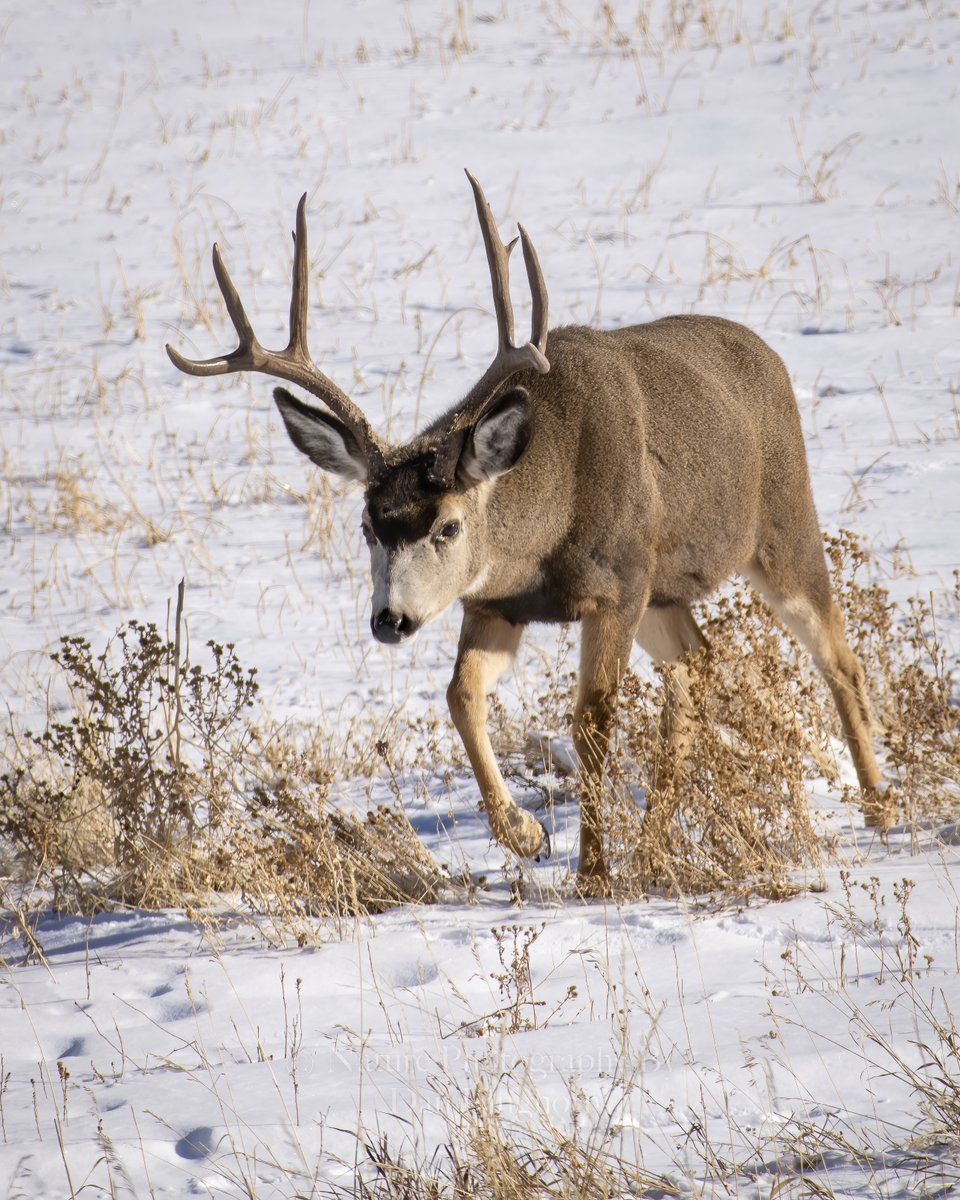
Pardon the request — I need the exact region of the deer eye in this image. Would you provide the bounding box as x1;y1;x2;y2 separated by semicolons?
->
435;520;462;543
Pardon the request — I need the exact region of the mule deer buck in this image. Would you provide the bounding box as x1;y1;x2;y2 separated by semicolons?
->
167;172;894;892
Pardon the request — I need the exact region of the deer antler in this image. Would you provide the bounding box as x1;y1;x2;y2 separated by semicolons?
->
428;171;550;488
166;195;387;478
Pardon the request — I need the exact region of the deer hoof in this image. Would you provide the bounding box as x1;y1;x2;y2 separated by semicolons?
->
861;783;898;832
490;804;552;859
533;822;551;862
574;869;613;900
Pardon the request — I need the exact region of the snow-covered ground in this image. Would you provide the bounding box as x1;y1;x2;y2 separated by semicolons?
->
2;1;959;1195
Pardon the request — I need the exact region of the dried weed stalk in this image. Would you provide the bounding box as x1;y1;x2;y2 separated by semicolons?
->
0;590;443;922
609;588;827;899
227;783;443;923
530;530;957;899
827;531;960;825
352;1078;671;1200
3;534;955;918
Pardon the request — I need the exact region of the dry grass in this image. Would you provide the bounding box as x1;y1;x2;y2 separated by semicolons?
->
518;530;959;901
1;557;958;1196
347;1090;674;1200
826;530;960;826
613;593;827;900
330;858;960;1200
1;536;957;925
561;588;831;901
0;586;445;931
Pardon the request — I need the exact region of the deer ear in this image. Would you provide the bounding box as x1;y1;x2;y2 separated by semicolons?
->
274;387;368;483
458;388;532;485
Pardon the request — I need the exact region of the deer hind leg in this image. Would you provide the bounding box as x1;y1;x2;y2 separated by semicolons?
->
634;604;709;796
447;609;548;859
744;564;895;830
574;608;642;891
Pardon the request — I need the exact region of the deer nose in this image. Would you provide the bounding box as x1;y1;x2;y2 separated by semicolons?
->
372;608;415;644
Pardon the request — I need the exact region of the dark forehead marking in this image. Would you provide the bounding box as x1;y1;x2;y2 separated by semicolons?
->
369;498;440;545
367;453;445;545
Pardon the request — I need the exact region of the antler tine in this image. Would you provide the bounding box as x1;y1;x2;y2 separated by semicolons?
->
466;170;517;352
518;223;548;355
288;192;311;360
165;243;260;377
166;195;387;476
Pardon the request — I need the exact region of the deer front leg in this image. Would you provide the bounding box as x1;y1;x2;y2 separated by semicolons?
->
447;610;548;859
574;607;639;891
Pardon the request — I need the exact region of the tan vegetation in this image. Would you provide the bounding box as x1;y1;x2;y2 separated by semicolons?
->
0;586;444;936
517;531;959;901
2;535;956;928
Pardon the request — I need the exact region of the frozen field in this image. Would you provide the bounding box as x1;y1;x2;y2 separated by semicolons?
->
2;1;960;1196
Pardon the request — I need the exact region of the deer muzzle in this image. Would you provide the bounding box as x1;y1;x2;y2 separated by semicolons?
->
371;608;419;645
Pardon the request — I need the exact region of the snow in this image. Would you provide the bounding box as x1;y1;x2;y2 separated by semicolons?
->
2;0;959;1195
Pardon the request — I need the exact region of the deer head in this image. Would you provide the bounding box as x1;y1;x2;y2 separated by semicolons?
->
167;172;550;644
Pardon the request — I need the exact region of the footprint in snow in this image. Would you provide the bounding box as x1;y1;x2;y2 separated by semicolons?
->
382;959;440;989
161;1000;202;1021
175;1126;217;1160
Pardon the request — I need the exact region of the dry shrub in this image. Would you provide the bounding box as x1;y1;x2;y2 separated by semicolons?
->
827;531;960;825
607;589;826;899
0;595;443;922
530;531;958;899
223;784;443;922
351;1080;671;1200
3;536;955;920
0;620;254;908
